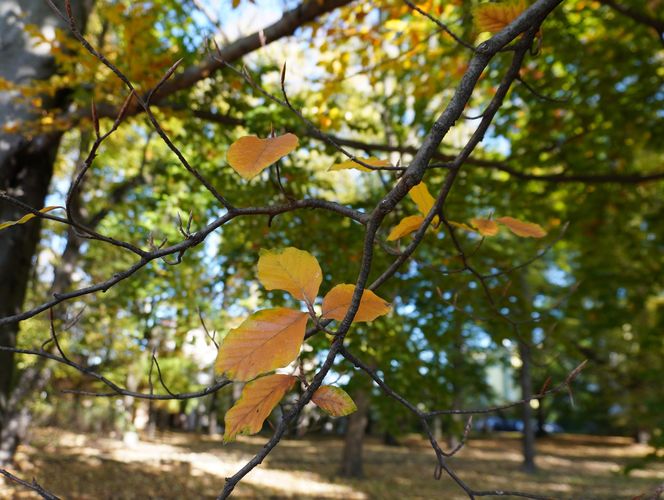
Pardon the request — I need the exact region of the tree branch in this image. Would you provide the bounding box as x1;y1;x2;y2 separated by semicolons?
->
0;344;231;401
0;469;60;500
597;0;664;42
84;0;355;121
217;1;563;496
178;109;664;184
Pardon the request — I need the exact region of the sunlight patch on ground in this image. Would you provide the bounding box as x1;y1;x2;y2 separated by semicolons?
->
4;430;662;499
461;447;523;462
629;469;664;480
538;454;623;474
44;431;367;499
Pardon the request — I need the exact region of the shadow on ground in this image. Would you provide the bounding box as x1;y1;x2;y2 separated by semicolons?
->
1;428;662;499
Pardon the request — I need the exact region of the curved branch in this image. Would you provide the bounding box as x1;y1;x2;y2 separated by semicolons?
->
217;1;563;496
73;0;354;123
402;0;476;51
340;347;574;500
156;108;664;185
323;136;664;184
0;469;60;500
0;344;230;401
0;198;366;326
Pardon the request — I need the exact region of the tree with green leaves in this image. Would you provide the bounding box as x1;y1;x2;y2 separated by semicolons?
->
0;0;662;498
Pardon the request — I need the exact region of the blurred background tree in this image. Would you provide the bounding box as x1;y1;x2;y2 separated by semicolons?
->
0;0;662;494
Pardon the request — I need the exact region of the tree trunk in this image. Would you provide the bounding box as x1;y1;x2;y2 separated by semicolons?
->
516;270;537;473
0;0;91;466
339;387;370;478
0;362;51;463
518;340;537;473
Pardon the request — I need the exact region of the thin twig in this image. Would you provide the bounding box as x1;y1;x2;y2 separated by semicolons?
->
0;469;61;500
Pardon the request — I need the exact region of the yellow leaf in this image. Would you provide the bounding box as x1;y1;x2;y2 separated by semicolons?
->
329;156;390;172
322;284;390;323
2;122;19;134
470;218;500;236
473;0;528;33
409;182;435;216
387;215;425;241
227;133;298;180
312;386;357;417
216;308;308;381
384;19;407;32
449;220;478;233
496;216;547;238
0;77;15;91
0;206;62;232
223;374;297;442
257;247;322;303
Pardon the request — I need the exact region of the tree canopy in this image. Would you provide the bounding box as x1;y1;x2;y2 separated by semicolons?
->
0;0;662;498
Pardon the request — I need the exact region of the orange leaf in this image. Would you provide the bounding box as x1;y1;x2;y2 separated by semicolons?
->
257;247;322;303
227;133;298;179
449;220;477;233
216;308;308;381
223;374;296;442
312;386;357;417
473;0;528;33
496;216;547;238
329;156;390;172
322;284;390;323
387;215;425;241
0;206;63;232
470;218;499;236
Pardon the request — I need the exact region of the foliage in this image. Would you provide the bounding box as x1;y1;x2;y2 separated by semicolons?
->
214;244;389;440
1;0;663;496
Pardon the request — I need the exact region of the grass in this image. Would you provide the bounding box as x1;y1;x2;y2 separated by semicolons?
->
1;428;662;499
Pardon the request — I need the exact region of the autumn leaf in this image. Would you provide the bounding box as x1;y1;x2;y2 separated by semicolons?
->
409;182;435;216
329;156;390;172
473;0;528;33
387;215;425;241
257;247;322;303
449;220;478;233
0;206;63;232
227;133;298;180
312;386;357;417
223;374;296;442
322;284;390;323
496;216;547;238
408;182;440;227
215;308;308;381
470;218;499;236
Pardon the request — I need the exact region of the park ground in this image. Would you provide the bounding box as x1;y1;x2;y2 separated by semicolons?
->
1;428;663;499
